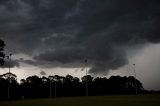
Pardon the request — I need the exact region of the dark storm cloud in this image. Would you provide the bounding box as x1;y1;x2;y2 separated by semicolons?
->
0;59;19;68
0;0;160;74
40;70;47;76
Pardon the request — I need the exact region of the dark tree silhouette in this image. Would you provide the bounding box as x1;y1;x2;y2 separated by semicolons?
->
0;72;19;100
0;39;5;65
0;73;150;101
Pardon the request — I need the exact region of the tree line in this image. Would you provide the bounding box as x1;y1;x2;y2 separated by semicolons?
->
0;73;146;100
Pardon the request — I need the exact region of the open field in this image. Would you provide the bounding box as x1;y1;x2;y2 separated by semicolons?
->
0;94;160;106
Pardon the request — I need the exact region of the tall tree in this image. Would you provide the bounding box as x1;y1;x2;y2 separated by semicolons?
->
0;39;5;65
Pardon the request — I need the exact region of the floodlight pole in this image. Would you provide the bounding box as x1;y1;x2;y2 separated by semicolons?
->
6;53;12;100
133;64;138;95
49;76;57;98
85;59;88;96
49;78;52;98
54;79;56;98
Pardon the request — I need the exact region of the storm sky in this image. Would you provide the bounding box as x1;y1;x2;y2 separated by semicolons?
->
0;0;160;90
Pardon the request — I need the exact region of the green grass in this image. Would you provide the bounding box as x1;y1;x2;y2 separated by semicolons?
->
0;94;160;106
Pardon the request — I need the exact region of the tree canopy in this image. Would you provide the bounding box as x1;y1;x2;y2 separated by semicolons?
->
0;39;5;65
0;73;147;100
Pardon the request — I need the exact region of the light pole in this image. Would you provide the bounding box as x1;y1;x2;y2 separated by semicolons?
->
49;76;57;98
54;78;56;98
6;53;12;100
49;78;52;98
133;64;138;95
85;59;88;96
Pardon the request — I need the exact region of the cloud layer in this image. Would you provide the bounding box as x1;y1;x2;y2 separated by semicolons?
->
0;0;160;74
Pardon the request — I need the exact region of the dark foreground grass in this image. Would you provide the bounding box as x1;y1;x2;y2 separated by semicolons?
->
0;94;160;106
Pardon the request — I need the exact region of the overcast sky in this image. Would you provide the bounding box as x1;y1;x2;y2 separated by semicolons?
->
0;0;160;90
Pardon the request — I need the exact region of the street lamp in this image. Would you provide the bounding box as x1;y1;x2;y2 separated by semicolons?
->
133;64;138;95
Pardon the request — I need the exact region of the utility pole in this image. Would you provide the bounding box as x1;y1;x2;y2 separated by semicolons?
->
85;59;88;96
133;64;138;95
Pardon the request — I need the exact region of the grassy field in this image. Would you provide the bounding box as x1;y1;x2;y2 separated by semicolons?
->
0;94;160;106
